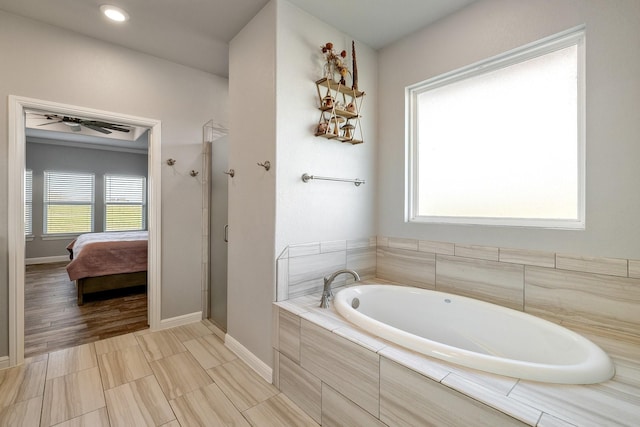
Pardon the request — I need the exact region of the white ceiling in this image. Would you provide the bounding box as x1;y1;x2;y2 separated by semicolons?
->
0;0;476;77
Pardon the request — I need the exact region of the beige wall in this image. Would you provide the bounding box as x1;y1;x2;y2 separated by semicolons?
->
228;0;378;368
378;0;640;259
0;11;228;356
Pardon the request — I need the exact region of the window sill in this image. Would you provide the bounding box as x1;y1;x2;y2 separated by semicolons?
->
41;233;82;241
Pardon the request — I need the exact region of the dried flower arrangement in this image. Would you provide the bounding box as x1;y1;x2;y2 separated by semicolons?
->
321;42;350;85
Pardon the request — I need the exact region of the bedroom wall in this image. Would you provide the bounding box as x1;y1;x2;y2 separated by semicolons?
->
25;140;148;259
378;0;640;260
0;10;228;357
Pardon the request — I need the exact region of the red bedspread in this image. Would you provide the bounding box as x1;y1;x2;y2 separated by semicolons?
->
66;239;148;281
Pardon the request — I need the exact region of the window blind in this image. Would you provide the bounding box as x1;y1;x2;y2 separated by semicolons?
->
25;169;32;236
104;174;146;231
44;171;94;234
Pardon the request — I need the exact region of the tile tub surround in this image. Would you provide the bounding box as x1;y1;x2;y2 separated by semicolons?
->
273;290;640;427
276;237;377;301
278;236;640;341
375;237;640;339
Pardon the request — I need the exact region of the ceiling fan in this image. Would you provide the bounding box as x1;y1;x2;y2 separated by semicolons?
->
35;113;131;135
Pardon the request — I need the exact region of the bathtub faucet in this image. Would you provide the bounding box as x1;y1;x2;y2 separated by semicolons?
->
319;269;360;308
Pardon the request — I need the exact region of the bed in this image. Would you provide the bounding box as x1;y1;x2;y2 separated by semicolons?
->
66;231;148;305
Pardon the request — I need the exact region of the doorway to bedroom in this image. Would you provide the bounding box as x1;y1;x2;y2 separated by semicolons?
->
24;114;150;357
8;96;162;366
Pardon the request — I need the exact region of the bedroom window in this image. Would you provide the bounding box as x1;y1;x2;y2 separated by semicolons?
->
25;169;33;236
406;27;585;228
44;171;95;234
104;174;146;231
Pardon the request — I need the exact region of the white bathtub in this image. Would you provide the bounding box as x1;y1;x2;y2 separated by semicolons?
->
334;284;614;384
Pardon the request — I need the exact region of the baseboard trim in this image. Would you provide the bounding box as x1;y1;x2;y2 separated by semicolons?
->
25;255;69;265
225;334;273;384
202;319;226;341
0;356;9;371
158;311;203;330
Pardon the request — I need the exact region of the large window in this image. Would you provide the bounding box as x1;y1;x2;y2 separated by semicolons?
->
104;174;146;231
25;169;32;236
407;28;585;228
44;171;95;234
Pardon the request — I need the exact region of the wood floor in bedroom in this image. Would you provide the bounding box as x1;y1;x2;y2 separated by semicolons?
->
24;262;148;358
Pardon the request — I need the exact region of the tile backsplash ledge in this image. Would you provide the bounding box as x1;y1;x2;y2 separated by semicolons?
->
277;236;640;339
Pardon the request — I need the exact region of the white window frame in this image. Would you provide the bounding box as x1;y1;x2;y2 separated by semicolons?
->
406;26;586;229
43;170;95;235
104;174;147;231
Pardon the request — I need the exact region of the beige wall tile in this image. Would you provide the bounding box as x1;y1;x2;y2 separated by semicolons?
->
629;260;640;278
419;240;455;255
170;383;249;427
300;320;380;417
288;251;346;298
333;326;388;353
379;357;526;426
0;396;42;427
378;345;450;382
537;413;577;427
243;393;319;427
347;237;375;249
279;309;301;362
276;257;289;301
321;240;347;253
442;373;541;425
207;359;279;412
436;255;524;310
183;334;236;370
524;266;640;338
556;253;628;277
455;244;499;261
321;383;386;427
499;247;555;268
376;236;389;247
388;237;419;251
510;377;640;427
98;345;153;390
149;352;213;400
105;375;175;427
346;246;376;280
289;242;320;258
279;354;321;423
41;367;105;426
376;247;436;289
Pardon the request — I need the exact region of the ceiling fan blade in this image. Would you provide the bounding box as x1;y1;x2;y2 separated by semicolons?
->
83;123;112;134
87;121;131;133
37;120;63;126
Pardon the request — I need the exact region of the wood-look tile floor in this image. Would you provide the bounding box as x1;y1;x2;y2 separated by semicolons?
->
0;321;319;426
25;262;148;358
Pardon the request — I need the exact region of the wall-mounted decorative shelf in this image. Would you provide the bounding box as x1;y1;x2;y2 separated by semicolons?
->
314;77;365;145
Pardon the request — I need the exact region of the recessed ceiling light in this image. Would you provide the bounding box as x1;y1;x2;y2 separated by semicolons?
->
100;5;130;23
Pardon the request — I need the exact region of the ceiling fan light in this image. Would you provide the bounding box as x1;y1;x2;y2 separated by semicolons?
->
100;5;129;22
